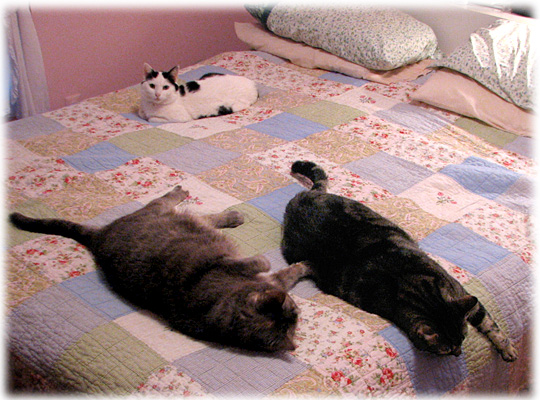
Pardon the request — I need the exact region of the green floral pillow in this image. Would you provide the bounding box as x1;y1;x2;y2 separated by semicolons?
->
247;5;439;71
432;19;535;111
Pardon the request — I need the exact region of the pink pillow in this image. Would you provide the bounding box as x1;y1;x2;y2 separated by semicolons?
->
412;68;533;137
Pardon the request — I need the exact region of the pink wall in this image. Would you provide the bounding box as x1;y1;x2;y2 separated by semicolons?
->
31;7;255;111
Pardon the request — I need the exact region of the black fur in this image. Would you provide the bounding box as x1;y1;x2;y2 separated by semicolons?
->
281;161;518;361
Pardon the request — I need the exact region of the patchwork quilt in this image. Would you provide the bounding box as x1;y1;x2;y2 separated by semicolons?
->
6;51;533;396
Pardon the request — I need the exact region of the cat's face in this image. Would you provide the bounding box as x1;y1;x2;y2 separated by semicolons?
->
227;287;299;352
140;63;179;105
412;295;477;356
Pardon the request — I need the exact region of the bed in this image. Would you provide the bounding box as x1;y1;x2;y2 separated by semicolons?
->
7;5;534;396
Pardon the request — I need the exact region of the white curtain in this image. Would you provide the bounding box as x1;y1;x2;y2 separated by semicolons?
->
7;7;50;119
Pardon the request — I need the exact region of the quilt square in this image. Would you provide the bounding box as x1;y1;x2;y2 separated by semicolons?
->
345;152;433;195
55;322;166;394
173;346;308;396
60;271;136;320
247;183;304;223
7;114;65;140
197;155;291;201
419;223;511;275
222;203;282;257
440;156;522;201
178;65;236;82
319;72;369;87
202;128;287;155
18;129;101;157
115;312;207;362
286;100;365;129
246;112;328;141
296;128;379;164
153;141;240;174
9;285;109;376
44;102;148;140
94;157;187;202
494;175;533;215
40;174;131;223
375;103;449;135
62;142;135;174
108;128;192;157
379;325;467;395
10;234;95;283
399;174;488;222
331;87;400;114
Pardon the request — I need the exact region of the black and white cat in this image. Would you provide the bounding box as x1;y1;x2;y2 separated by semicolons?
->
138;63;258;123
10;186;306;352
281;160;518;362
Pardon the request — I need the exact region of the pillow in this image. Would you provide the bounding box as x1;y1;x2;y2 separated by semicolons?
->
247;5;439;71
235;22;434;85
431;19;536;111
412;68;533;137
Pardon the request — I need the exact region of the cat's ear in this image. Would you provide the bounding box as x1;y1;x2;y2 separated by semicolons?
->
143;63;154;76
451;295;478;317
167;66;179;81
250;289;288;317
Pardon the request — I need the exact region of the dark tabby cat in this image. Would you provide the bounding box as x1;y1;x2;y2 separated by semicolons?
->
10;186;306;352
281;161;518;362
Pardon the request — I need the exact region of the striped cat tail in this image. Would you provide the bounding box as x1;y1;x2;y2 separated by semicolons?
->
291;160;328;192
9;212;97;249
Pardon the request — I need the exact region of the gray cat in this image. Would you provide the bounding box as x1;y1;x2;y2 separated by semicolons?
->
10;186;306;352
281;160;518;362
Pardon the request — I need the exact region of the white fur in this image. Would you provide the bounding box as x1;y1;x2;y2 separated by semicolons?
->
138;63;258;123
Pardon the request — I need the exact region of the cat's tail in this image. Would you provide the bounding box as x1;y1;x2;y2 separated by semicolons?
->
9;212;97;248
291;161;328;192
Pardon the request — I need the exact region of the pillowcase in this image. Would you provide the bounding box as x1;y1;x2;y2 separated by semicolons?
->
412;68;533;137
247;4;439;71
431;19;536;111
235;22;434;85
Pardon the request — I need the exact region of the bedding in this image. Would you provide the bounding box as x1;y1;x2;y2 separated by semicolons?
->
412;68;534;137
235;22;435;85
246;4;439;70
431;18;536;111
7;50;532;396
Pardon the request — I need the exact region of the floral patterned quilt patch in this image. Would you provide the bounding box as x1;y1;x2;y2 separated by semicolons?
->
6;51;533;396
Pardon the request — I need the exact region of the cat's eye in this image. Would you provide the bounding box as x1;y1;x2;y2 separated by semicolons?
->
149;83;155;88
163;85;170;90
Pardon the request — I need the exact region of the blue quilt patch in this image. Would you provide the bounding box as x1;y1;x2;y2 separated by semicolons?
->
246;113;328;140
419;223;511;275
440;156;521;200
7;115;66;140
173;346;308;395
319;72;369;87
178;66;236;82
247;183;304;223
60;271;136;320
62;141;135;173
380;325;467;394
375;103;449;134
345;151;433;194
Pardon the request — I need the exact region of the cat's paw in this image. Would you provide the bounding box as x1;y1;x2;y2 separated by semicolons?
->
245;255;271;273
169;186;190;201
223;211;244;228
500;344;518;362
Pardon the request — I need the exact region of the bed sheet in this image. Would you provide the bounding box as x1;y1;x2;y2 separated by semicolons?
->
6;51;533;395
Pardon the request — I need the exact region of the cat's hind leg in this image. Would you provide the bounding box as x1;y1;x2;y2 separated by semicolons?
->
203;210;244;229
146;186;190;212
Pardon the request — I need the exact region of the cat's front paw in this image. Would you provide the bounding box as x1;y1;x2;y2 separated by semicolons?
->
500;343;518;362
